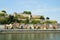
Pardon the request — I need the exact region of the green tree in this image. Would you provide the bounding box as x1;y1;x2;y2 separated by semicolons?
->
8;15;14;23
40;16;45;20
1;10;7;13
0;17;9;24
46;17;50;20
23;11;31;14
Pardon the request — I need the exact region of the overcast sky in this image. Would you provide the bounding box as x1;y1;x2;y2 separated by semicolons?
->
0;0;60;23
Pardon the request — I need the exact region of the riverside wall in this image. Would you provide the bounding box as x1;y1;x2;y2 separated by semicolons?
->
0;29;60;33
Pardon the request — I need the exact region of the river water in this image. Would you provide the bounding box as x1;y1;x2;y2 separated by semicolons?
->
0;32;60;40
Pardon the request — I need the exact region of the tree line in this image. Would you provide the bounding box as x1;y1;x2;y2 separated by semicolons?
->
0;10;57;24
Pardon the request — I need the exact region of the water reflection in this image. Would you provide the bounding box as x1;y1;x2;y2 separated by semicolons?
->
0;32;60;40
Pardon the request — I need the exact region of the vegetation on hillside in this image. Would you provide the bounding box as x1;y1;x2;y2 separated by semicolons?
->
0;10;57;24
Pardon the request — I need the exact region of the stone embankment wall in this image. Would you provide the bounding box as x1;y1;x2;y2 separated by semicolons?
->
0;29;60;33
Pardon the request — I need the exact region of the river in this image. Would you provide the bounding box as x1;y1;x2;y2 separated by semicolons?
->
0;32;60;40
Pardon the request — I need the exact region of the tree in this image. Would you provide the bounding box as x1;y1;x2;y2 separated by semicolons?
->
8;15;14;23
40;16;45;20
46;17;50;20
1;10;7;13
23;11;31;14
0;17;9;24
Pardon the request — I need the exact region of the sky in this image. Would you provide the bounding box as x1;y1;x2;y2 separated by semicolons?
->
0;0;60;23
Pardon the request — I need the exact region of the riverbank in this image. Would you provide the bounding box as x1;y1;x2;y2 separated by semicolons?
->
0;29;60;34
